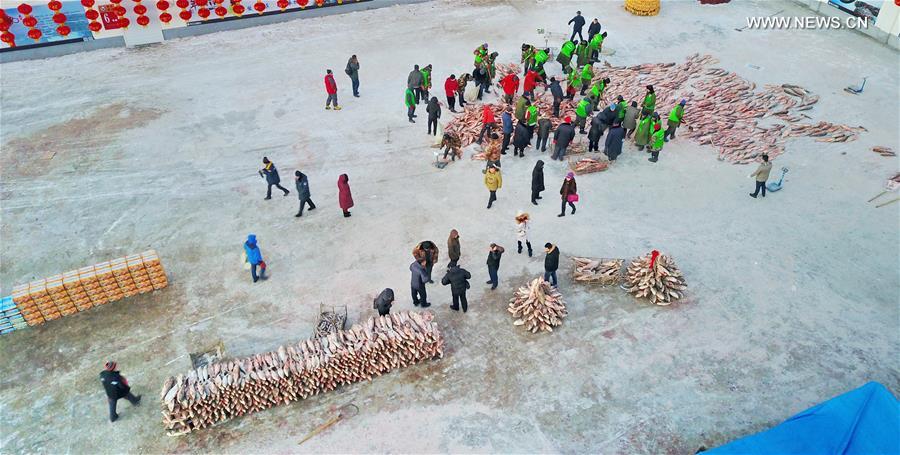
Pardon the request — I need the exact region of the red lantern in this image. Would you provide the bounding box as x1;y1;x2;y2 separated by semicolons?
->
85;9;99;19
22;16;37;27
134;4;147;14
159;11;172;22
56;24;70;35
88;20;101;31
253;0;264;13
0;21;9;32
232;3;244;15
214;5;226;16
178;9;191;20
113;5;126;15
276;0;287;9
27;28;41;40
109;0;122;4
297;0;307;7
314;0;322;6
48;0;63;11
80;0;94;6
136;14;149;25
175;0;188;8
156;0;169;9
118;16;129;27
52;13;67;23
1;31;15;46
17;3;33;15
197;7;210;17
196;0;208;5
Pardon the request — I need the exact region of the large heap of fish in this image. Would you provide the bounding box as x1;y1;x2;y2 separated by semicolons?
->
159;311;443;435
508;278;567;333
593;53;865;164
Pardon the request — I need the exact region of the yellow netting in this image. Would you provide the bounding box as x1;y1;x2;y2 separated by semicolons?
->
624;0;660;16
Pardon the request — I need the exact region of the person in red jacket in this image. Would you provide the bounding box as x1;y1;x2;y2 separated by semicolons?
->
500;73;520;104
523;70;538;101
337;173;353;217
476;104;496;144
324;69;340;110
444;75;459;113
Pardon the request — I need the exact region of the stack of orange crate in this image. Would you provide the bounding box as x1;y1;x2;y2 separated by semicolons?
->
6;250;168;330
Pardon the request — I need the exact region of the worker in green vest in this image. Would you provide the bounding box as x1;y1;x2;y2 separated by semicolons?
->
575;40;590;67
617;96;628;122
641;85;656;117
420;64;432;102
664;99;686;142
580;64;593;96
534;48;550;80
648;123;665;163
556;40;576;72
525;103;539;140
633;114;652;151
474;43;488;66
588;76;609;111
521;43;535;74
405;87;416;123
575;97;591;134
566;67;582;100
589;31;607;62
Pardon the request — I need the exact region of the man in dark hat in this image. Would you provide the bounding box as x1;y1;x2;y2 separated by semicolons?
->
568;11;586;42
260;157;290;200
99;361;141;422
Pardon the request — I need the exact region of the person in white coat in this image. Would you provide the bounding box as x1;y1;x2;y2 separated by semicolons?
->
515;211;533;257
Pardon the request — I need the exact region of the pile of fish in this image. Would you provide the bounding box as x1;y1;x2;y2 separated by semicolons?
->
871;146;895;157
159;311;443;435
593;53;865;164
569;157;609;174
572;257;623;285
622;251;687;306
508;278;567;333
313;310;346;338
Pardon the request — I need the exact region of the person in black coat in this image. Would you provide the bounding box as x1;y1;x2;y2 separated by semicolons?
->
552;117;576;160
588;19;602;40
260;157;289;199
373;288;394;316
294;170;316;217
604;121;625;161
485;243;505;290
535;118;552;152
531;160;545;205
549;77;564;118
568;11;586;42
100;361;141;422
441;264;472;312
512;122;530;157
588;113;605;152
543;243;560;287
426;96;441;136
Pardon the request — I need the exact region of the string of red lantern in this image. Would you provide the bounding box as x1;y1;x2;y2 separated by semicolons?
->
47;0;71;37
17;4;42;42
195;0;210;19
134;0;149;26
232;0;245;17
0;10;15;47
81;0;102;33
175;0;191;21
156;0;171;23
252;0;265;14
108;0;130;28
213;0;226;18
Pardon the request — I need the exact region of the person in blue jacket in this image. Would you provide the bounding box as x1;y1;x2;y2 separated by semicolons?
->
243;234;265;283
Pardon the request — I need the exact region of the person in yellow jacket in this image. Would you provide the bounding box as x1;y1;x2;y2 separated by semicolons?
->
484;164;502;209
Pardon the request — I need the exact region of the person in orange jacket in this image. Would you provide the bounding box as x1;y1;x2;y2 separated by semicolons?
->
476;104;496;144
324;69;340;110
500;73;520;104
523;69;539;101
444;75;459;112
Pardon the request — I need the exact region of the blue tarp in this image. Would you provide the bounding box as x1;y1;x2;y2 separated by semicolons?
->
710;382;900;454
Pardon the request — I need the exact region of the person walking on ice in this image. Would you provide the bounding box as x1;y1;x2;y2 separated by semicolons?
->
99;361;141;423
259;157;289;200
544;243;560;287
515;211;533;257
337;174;354;217
749;154;773;199
559;172;578;217
324;69;340;110
441;264;472;313
242;234;266;282
485;243;505;290
484;164;502;209
294;170;316;217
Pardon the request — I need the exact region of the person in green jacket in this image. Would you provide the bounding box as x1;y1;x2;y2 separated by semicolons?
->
589;31;607;62
405;88;416;123
420;64;432;102
616;96;628;122
525;103;539;140
649;123;664;162
634;114;652;151
576;40;591;67
515;95;528;124
580;64;593;95
556;41;576;72
588;77;609;111
641;85;656;117
521;43;535;74
567;67;582;100
664;99;686;141
474;43;488;66
534;48;550;79
575;97;591;134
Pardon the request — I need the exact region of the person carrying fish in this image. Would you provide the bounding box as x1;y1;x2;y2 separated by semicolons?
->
634;113;652;151
648;123;665;163
405;87;417;123
575;97;592;134
566;66;583;100
521;43;536;74
749;154;773;199
664;100;686;142
484;164;502;209
580;63;593;96
476;104;497;144
557;40;576;72
641;85;656;117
